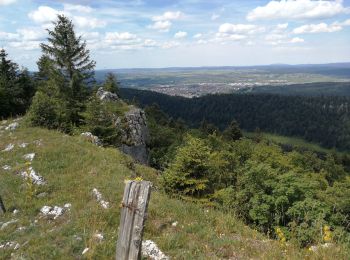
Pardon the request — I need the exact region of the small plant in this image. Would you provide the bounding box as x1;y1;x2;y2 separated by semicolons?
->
24;162;36;201
323;225;332;243
275;227;287;246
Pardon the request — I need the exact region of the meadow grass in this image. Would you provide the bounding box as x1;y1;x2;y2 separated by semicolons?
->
0;119;349;259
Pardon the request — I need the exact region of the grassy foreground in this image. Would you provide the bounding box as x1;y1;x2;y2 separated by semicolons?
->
0;119;348;259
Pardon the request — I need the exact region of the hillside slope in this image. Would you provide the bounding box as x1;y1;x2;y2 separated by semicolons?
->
0;119;348;259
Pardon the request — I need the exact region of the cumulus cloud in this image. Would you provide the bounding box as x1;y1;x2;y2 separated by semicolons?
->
148;20;172;32
152;11;183;22
193;33;202;38
290;37;305;43
293;22;342;33
105;32;138;42
28;6;61;24
28;5;106;29
17;28;46;41
73;16;106;29
149;11;183;32
174;31;187;38
219;23;265;34
0;0;16;5
265;33;304;45
247;0;349;21
63;4;93;13
276;23;288;30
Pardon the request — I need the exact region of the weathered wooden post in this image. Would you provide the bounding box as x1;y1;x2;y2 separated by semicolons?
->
116;180;152;260
0;195;6;214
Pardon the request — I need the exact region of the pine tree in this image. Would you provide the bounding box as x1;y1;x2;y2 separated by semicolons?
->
0;49;35;117
223;120;242;141
29;15;96;127
103;73;120;95
40;15;95;83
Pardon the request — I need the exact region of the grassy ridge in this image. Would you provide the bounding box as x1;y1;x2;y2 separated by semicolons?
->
0;120;348;259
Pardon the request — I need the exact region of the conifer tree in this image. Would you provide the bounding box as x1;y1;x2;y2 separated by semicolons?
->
103;73;120;95
0;48;35;118
29;15;96;128
40;15;95;83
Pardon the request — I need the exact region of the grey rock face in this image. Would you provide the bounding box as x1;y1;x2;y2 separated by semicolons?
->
116;107;150;164
96;87;119;102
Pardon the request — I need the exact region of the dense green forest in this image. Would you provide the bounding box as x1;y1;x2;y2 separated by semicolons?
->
121;88;350;151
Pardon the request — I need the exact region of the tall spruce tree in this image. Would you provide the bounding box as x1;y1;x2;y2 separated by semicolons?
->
40;15;95;83
29;15;96;127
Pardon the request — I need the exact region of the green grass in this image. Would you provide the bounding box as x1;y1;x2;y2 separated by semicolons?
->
0;119;349;259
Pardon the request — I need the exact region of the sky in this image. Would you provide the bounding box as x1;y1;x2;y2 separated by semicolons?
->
0;0;350;70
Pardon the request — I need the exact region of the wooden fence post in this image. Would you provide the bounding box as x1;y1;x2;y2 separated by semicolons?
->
116;180;152;260
0;195;6;214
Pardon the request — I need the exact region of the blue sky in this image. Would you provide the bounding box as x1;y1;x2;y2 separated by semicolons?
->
0;0;350;70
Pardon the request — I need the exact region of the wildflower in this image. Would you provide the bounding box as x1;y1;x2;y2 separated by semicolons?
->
323;225;332;242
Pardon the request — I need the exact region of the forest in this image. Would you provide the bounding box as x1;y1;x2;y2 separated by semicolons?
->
121;88;350;151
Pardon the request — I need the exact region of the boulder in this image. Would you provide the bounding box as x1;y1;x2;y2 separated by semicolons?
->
96;87;119;102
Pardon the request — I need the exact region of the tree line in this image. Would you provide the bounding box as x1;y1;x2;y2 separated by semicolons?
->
121;88;350;151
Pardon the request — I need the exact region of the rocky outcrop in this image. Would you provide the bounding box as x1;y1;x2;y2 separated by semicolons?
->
116;107;150;164
95;88;149;164
96;87;119;102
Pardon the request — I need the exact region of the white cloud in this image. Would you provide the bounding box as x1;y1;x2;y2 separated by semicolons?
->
0;31;19;41
0;0;16;5
174;31;187;38
161;41;180;49
63;4;93;13
337;19;350;26
152;11;183;22
105;32;138;42
293;22;342;34
276;23;288;30
28;6;61;24
17;28;46;41
7;41;41;50
219;23;265;34
265;33;305;45
28;6;106;29
143;39;158;47
193;33;202;38
247;0;349;21
290;37;304;43
211;14;220;20
214;32;247;43
148;20;172;32
73;16;106;29
149;11;183;32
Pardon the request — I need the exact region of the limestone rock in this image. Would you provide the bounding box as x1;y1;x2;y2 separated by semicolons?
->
20;167;46;185
96;87;119;102
5;122;19;131
92;188;109;209
117;107;150;164
81;132;101;146
142;240;169;260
